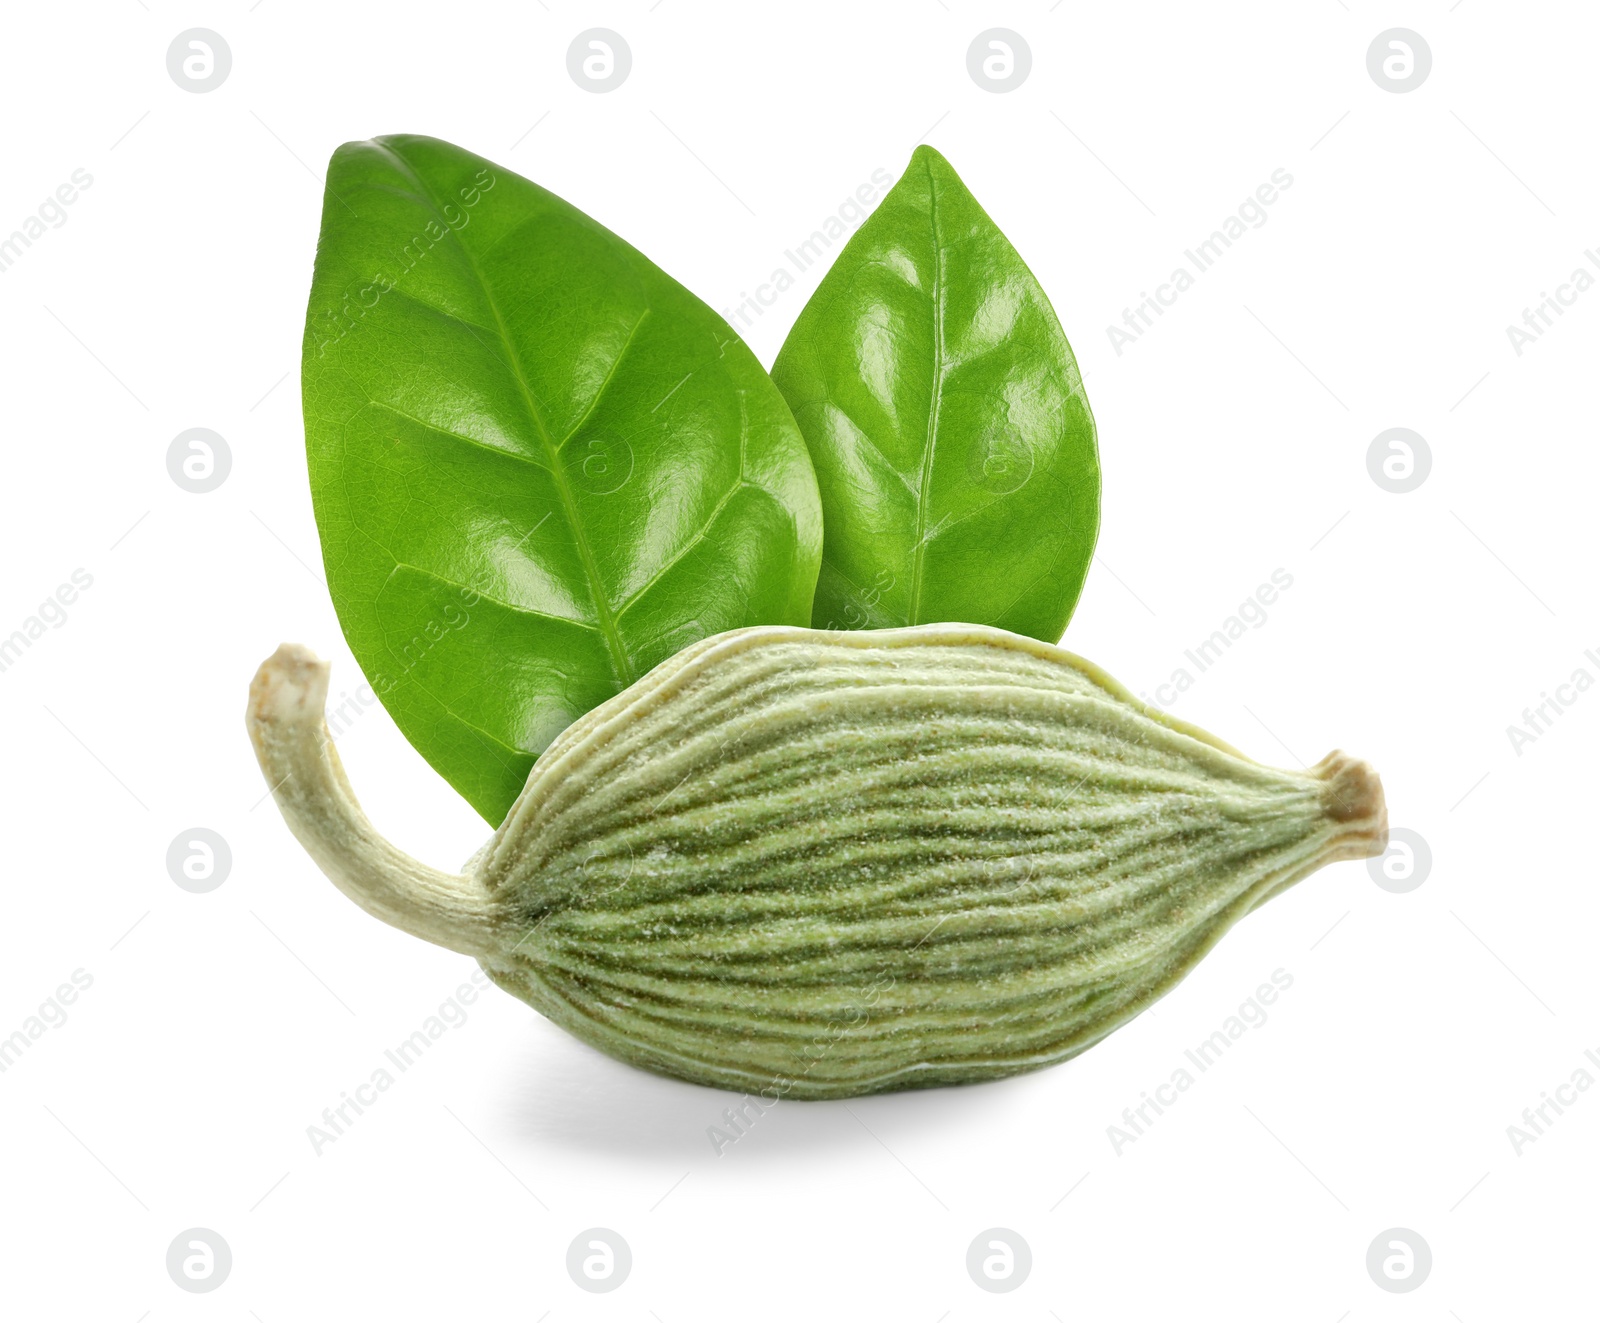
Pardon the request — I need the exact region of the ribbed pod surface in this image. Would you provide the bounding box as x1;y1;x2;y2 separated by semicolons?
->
475;624;1384;1099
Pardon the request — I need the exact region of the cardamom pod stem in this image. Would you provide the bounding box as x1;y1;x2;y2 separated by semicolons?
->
246;644;499;957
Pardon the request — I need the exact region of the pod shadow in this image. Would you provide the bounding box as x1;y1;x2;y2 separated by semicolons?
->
493;1022;1042;1164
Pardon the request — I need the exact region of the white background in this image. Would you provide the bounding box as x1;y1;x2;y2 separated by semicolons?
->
1;1;1594;1317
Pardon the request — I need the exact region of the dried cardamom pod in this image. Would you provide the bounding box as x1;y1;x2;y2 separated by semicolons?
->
248;625;1385;1100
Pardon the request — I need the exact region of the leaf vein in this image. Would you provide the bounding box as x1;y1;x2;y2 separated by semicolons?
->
371;139;636;685
908;152;947;624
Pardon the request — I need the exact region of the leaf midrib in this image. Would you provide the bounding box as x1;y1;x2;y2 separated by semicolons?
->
372;140;637;687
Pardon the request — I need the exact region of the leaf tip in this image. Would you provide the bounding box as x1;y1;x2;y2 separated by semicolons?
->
908;142;954;174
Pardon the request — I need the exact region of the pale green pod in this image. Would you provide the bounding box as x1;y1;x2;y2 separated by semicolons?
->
248;624;1385;1100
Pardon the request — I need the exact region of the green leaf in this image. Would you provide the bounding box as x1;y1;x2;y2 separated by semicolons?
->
302;135;822;824
771;146;1099;641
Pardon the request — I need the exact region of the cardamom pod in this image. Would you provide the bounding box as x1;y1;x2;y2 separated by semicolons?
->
248;625;1385;1100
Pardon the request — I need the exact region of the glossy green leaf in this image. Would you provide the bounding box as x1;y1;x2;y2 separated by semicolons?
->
771;146;1099;640
302;135;822;824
